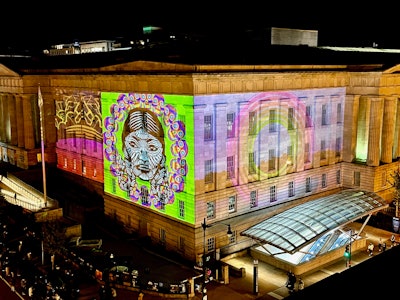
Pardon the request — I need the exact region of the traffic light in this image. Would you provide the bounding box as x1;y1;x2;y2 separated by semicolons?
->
344;245;351;258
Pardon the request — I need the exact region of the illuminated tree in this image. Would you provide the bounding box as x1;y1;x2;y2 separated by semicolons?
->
390;167;400;218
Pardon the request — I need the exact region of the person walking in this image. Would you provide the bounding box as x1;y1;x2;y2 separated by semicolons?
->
367;242;374;256
298;278;305;291
286;271;296;294
391;234;396;247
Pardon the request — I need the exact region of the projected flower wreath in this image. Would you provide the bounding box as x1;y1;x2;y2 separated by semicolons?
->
104;93;188;209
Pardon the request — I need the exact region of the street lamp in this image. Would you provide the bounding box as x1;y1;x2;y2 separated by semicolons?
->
201;218;232;300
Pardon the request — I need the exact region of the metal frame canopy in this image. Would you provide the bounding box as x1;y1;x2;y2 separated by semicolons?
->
241;189;388;254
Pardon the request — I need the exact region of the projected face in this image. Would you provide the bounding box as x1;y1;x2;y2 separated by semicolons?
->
122;108;165;181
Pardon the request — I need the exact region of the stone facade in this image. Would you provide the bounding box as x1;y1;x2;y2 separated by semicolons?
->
0;60;400;263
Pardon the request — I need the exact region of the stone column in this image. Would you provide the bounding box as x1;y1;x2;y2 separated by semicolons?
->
22;94;36;150
215;103;227;190
7;94;18;146
367;97;384;166
381;97;397;163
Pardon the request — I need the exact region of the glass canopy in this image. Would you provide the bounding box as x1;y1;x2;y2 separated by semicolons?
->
241;189;388;255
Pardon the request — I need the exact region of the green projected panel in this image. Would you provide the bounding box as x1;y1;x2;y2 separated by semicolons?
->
102;92;195;223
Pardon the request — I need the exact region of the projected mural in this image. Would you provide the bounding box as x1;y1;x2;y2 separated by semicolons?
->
102;92;195;221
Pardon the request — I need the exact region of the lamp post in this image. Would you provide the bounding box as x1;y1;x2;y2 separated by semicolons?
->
201;218;232;300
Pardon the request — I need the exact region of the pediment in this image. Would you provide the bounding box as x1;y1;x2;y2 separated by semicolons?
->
383;64;400;74
0;64;19;76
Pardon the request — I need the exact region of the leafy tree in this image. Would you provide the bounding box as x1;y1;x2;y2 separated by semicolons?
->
390;168;400;218
41;220;67;257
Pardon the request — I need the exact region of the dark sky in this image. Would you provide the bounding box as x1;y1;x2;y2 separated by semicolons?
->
2;3;399;51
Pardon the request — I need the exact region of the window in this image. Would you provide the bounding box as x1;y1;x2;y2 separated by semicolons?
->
336;170;341;184
288;181;295;197
227;113;235;138
287;145;294;166
205;159;214;183
179;200;185;218
250;190;258;208
305;105;312;127
336;137;341;157
270;185;277;202
268;149;276;170
322;173;327;188
159;228;166;245
204;115;213;141
207;237;215;252
288;107;295;130
306;177;312;193
337;103;342;124
320;140;326;160
269;109;277;132
228;195;236;213
382;171;387;187
227;156;235;179
322;104;328;125
179;236;185;253
229;230;236;244
249;111;257;135
304;143;310;163
141;186;149;205
207;201;215;219
249;152;256;174
354;171;361;186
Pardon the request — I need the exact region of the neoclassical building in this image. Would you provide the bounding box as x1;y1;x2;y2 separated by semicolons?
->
1;46;400;264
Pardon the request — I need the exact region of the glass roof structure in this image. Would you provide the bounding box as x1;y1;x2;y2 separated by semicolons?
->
241;189;388;255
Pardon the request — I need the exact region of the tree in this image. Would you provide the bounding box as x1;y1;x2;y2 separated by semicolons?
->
390;167;400;218
41;220;67;258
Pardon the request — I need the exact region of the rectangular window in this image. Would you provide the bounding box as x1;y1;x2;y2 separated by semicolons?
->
337;103;342;124
249;111;257;135
207;201;215;219
204;115;213;141
179;200;185;218
322;104;328;125
382;171;387;187
304;143;310;163
141;186;149;205
227;156;235;179
269;109;277;133
336;137;341;157
207;237;215;252
322;173;327;188
288;181;295;197
159;228;166;245
336;170;341;184
227;112;235;138
287;145;293;166
205;159;214;183
306;177;312;193
249;152;256;174
268;149;276;170
320;140;326;160
228;195;236;213
229;230;236;244
305;105;312;127
179;236;185;252
354;171;361;186
250;190;258;208
288;107;294;130
270;185;277;202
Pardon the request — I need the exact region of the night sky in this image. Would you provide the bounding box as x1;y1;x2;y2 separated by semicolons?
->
2;3;399;52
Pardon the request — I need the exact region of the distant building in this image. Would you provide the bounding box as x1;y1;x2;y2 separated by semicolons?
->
270;27;318;47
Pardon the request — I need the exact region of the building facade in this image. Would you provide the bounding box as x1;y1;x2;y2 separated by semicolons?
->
0;58;399;263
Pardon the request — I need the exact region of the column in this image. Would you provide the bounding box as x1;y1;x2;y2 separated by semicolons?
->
381;97;396;163
367;97;384;166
